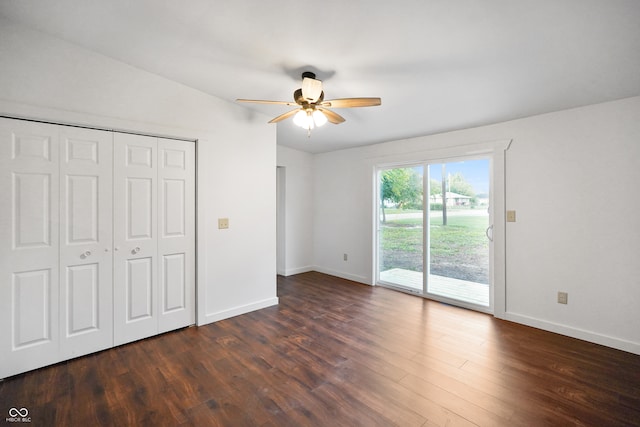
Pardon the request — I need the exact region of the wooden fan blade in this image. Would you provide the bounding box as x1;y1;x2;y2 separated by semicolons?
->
302;77;323;102
268;108;301;124
236;99;298;106
320;98;381;108
318;108;345;124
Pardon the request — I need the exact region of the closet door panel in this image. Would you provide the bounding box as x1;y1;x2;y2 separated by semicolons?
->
14;173;53;247
12;269;53;347
126;256;154;320
0;119;60;378
59;127;113;359
157;139;195;333
66;264;99;331
113;133;158;346
127;177;154;239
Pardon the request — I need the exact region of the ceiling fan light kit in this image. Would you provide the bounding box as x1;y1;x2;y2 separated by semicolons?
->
237;71;381;138
293;109;327;128
312;109;328;126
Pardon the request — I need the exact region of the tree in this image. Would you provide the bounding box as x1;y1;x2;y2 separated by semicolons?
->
449;172;475;197
380;168;422;222
438;169;475;225
429;179;442;196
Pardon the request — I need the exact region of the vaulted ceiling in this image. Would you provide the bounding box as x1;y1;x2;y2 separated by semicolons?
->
2;1;639;153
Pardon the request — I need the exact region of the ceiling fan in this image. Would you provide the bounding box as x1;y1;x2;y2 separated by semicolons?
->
237;71;381;136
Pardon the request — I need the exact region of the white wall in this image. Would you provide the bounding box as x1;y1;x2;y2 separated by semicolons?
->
308;96;640;354
276;145;314;275
0;17;278;325
312;149;374;283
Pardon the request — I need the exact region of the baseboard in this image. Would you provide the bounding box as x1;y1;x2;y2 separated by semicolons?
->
199;297;279;326
311;266;370;285
282;266;314;276
504;312;640;355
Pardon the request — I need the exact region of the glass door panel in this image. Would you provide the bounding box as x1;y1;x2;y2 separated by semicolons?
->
378;166;424;292
427;159;490;307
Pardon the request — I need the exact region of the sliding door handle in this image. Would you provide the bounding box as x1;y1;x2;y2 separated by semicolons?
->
485;224;494;242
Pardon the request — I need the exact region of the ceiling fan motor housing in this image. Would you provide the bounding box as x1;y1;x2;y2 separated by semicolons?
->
294;88;323;107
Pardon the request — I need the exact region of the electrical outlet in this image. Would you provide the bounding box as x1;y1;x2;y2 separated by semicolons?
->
506;210;516;222
218;218;229;229
557;291;568;304
343;253;348;261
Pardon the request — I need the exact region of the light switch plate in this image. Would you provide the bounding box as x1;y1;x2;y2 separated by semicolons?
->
558;291;568;304
506;210;516;222
218;218;229;229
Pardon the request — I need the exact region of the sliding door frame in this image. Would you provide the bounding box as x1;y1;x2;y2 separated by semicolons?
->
373;139;511;319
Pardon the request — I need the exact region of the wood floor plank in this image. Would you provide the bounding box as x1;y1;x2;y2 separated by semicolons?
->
1;271;639;426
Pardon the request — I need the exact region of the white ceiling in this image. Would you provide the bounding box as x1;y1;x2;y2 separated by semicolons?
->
2;1;639;153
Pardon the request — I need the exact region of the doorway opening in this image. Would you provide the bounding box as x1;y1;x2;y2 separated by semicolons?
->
276;166;286;276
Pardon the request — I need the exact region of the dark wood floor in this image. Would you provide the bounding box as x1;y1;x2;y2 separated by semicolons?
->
1;272;639;426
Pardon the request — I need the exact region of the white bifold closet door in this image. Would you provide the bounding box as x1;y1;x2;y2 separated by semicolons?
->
0;118;195;378
0;121;114;375
0;120;62;377
59;126;114;359
113;133;195;346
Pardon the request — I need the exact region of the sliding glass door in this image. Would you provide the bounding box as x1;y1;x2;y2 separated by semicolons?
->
427;160;490;307
377;158;492;312
378;165;425;292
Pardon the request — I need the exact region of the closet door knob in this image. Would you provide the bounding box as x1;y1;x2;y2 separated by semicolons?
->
132;247;141;254
80;251;92;259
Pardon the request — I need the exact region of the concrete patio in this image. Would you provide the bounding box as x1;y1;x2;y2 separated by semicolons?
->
379;268;489;307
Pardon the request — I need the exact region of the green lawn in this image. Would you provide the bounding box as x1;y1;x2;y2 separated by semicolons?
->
429;215;489;257
380;213;489;282
381;215;487;251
